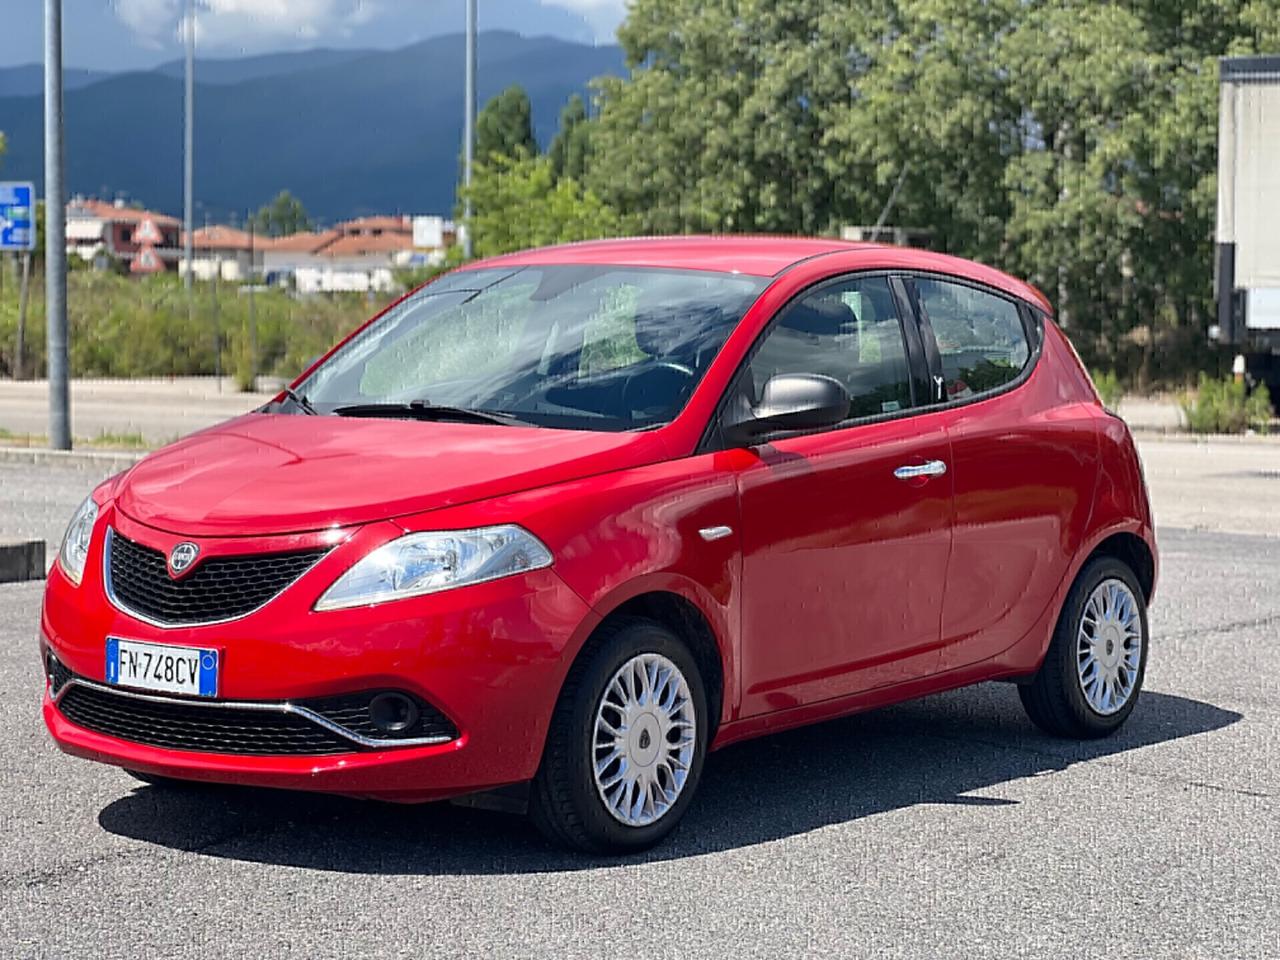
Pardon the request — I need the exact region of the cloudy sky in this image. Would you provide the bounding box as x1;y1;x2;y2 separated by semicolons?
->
1;0;628;69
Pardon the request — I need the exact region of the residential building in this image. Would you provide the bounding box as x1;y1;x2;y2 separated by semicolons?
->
66;198;182;274
260;215;455;294
179;225;261;282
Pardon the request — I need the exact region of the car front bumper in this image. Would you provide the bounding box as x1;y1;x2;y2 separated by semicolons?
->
40;506;599;802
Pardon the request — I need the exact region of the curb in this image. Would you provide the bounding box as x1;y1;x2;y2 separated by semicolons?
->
0;540;46;584
0;446;147;470
1129;430;1280;445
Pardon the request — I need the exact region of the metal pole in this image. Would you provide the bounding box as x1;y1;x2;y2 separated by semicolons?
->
184;0;195;292
247;216;257;389
462;0;476;259
45;0;70;449
15;252;32;380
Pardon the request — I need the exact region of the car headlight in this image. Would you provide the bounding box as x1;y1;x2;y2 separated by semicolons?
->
315;525;553;611
58;495;99;586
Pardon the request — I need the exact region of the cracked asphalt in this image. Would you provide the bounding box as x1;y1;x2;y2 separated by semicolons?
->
1;441;1278;958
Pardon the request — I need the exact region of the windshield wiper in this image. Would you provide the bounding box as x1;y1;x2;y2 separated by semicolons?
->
282;386;319;416
330;401;526;427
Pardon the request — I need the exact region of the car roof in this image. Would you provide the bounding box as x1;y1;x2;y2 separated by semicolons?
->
462;236;1052;314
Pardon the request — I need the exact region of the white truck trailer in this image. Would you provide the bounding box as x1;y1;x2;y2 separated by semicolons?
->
1214;55;1280;401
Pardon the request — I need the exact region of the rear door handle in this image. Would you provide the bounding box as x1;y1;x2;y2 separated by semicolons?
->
894;460;948;481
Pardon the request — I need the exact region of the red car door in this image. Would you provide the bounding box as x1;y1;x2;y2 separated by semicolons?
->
728;275;955;718
906;276;1099;669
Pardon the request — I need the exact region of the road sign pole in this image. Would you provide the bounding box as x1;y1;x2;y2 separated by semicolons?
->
16;252;32;380
45;0;70;449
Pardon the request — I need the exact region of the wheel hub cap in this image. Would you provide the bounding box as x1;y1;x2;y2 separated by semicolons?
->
1077;579;1143;716
592;653;696;827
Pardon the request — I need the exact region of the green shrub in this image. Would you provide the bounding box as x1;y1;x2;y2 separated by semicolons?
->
1090;369;1125;409
1181;374;1273;435
1;270;387;381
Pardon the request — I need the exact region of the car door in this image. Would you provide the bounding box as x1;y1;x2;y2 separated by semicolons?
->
727;275;956;718
905;275;1099;669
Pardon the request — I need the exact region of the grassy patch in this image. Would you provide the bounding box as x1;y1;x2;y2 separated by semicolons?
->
1180;374;1273;435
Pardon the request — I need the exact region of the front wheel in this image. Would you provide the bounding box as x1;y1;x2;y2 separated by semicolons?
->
530;617;708;854
1019;556;1149;738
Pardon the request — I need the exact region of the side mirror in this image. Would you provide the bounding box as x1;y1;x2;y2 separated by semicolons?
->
723;373;850;446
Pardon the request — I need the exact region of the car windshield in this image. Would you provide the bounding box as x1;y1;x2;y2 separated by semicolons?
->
294;265;767;431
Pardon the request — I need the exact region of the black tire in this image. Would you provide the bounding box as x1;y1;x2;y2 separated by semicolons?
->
530;616;709;854
1019;555;1149;738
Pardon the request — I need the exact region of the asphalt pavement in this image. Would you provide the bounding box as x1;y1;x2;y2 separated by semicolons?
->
0;446;1277;958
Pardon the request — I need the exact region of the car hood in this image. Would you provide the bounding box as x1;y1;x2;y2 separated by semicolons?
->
115;413;671;536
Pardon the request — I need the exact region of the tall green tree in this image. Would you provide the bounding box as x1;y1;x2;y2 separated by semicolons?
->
462;154;622;257
580;0;1280;383
252;190;311;238
548;94;591;182
476;86;538;162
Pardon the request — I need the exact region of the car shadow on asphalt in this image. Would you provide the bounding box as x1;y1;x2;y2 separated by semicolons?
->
96;683;1241;873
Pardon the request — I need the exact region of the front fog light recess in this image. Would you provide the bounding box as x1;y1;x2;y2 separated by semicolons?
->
315;524;553;611
58;495;99;586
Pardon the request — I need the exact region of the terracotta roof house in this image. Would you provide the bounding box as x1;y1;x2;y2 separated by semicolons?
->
66;198;182;273
260;219;429;294
179;226;263;283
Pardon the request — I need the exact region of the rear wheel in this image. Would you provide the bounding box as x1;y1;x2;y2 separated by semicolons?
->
530;617;708;854
1019;556;1149;738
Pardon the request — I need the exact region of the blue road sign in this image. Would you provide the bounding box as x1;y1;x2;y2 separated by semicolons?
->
0;182;36;252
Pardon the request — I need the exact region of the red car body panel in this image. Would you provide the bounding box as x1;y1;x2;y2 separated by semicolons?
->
116;414;671;537
40;236;1155;804
735;413;953;713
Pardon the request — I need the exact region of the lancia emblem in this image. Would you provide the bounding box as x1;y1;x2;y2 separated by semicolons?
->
168;542;200;578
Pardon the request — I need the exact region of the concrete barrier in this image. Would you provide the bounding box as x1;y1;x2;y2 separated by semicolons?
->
0;540;46;583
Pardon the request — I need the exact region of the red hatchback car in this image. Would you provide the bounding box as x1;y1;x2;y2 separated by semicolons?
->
41;237;1156;853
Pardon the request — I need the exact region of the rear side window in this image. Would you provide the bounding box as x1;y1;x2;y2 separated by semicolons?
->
748;276;915;420
913;278;1030;401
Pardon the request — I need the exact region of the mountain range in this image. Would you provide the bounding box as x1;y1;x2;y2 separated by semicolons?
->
0;31;624;223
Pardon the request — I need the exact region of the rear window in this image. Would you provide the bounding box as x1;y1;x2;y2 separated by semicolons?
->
914;279;1031;400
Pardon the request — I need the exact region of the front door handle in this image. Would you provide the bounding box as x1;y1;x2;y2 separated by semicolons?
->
894;460;948;481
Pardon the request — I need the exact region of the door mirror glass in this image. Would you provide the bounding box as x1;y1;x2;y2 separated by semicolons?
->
724;373;851;445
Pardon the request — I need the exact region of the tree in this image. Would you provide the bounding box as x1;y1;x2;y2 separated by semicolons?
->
548;94;591;183
578;0;1280;385
476;86;538;162
252;190;311;238
462;154;623;258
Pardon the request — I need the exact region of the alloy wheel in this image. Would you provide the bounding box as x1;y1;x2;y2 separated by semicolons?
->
592;653;697;827
1076;578;1144;716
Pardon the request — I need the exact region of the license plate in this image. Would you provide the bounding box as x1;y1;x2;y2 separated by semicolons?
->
106;638;218;697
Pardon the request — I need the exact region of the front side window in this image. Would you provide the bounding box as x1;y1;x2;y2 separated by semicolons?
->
298;266;766;432
747;276;915;420
913;278;1030;401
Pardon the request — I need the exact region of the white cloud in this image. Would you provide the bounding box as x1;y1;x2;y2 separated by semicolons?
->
112;0;180;47
539;0;626;41
114;0;380;51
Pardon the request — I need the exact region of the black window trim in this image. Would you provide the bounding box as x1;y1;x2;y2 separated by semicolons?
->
697;269;936;454
899;271;1045;414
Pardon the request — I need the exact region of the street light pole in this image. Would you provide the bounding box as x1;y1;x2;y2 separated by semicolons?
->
44;0;70;449
462;0;476;259
184;0;195;292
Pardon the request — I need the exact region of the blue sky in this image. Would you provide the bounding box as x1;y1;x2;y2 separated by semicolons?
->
1;0;627;70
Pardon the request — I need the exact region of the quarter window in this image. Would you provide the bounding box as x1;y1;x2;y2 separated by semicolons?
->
913;278;1030;400
748;277;915;420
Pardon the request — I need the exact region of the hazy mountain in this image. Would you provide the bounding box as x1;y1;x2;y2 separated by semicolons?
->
0;65;110;97
152;49;379;85
0;0;602;73
0;31;624;222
